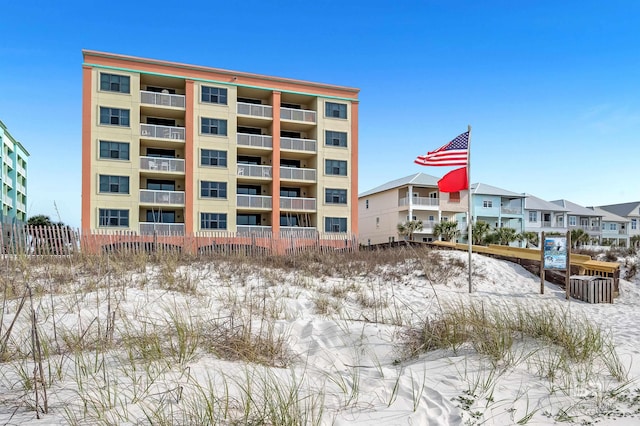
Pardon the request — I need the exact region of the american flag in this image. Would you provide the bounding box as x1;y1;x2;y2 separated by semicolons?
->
414;131;469;166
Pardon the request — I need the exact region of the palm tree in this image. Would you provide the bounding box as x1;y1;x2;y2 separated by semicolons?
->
630;235;640;249
433;221;461;242
471;221;491;245
397;220;423;241
489;227;519;246
570;229;590;248
521;231;539;248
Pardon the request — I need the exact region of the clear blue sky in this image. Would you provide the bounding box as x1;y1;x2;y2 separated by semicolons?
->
2;1;639;228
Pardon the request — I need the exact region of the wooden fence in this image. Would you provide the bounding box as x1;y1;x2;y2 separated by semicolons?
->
0;224;358;257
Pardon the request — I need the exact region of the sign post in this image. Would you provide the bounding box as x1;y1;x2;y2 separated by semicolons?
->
543;233;570;299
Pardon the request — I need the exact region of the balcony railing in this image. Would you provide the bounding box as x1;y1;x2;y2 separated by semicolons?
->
280;107;316;123
140;124;185;141
540;221;565;228
140;156;185;173
139;222;185;235
17;201;26;211
398;196;439;207
3;174;13;188
280;197;316;211
3;136;12;149
2;195;12;208
139;189;185;205
237;225;272;235
280;137;317;152
280;166;316;182
237;164;272;178
17;183;26;193
280;227;318;238
17;165;26;176
420;220;437;230
3;156;13;168
237;133;273;149
569;224;600;232
236;194;272;209
237;102;273;118
501;207;522;215
140;90;186;108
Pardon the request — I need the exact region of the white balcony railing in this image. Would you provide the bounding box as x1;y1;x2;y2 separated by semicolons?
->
139;189;185;205
236;194;272;209
140;156;185;173
419;220;437;230
17;183;26;193
3;174;13;188
3;156;13;168
280;197;316;211
17;201;26;212
237;133;273;149
237;225;272;235
279;166;316;182
140;124;185;141
280;107;316;123
3;136;12;149
280;137;317;152
280;227;317;238
140;90;185;108
237;102;273;118
139;222;185;235
2;195;13;208
501;207;523;214
17;164;26;176
399;196;439;207
237;164;272;178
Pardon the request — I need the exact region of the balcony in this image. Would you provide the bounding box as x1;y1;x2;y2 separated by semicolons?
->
3;174;13;188
237;133;273;149
139;189;185;205
17;201;26;212
140;90;185;108
140;156;185;173
237;102;273;118
419;220;437;230
236;194;272;209
280;107;316;123
237;164;272;179
280;166;316;182
398;196;439;208
17;164;26;176
280;137;317;153
2;194;12;208
3;156;13;169
280;197;316;211
501;207;522;215
237;225;272;235
139;222;185;235
280;227;317;238
140;124;185;141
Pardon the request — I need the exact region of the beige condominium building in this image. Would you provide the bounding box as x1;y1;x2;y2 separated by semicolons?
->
81;50;359;240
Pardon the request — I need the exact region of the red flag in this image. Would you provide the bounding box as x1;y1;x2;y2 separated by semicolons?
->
438;167;468;193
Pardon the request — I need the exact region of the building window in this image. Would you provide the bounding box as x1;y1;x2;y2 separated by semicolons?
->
147;210;175;223
201;213;227;230
366;199;369;209
99;141;129;160
99;107;130;126
201;149;227;167
99;175;129;194
325;102;347;119
569;216;577;226
609;223;618;231
325;159;347;176
100;73;130;93
281;215;299;226
237;214;261;226
201;86;228;105
325;188;347;204
632;219;637;230
529;211;537;222
325;217;347;233
449;192;460;203
98;209;129;227
201;117;228;136
483;200;493;208
201;181;227;198
325;131;347;147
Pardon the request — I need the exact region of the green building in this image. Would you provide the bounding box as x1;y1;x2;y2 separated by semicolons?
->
1;120;29;224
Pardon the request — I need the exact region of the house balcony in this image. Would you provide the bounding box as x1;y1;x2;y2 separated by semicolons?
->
237;102;273;119
139;189;185;206
237;225;272;235
280;137;317;153
3;156;13;169
140;124;185;141
17;201;26;212
237;164;272;179
541;221;565;228
280;107;316;124
2;194;12;208
280;197;316;211
398;196;439;209
140;156;185;173
3;136;12;150
237;133;273;149
419;220;437;231
3;174;12;188
501;207;522;215
16;182;26;194
280;166;316;182
280;227;317;238
139;222;185;235
236;194;272;209
17;164;26;176
140;90;186;109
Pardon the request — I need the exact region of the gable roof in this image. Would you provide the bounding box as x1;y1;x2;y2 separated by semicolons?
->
588;206;629;223
550;199;603;217
358;173;440;197
597;201;640;218
470;183;524;198
523;194;570;212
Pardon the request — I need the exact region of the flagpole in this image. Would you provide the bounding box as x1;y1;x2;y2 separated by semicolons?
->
467;124;473;293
